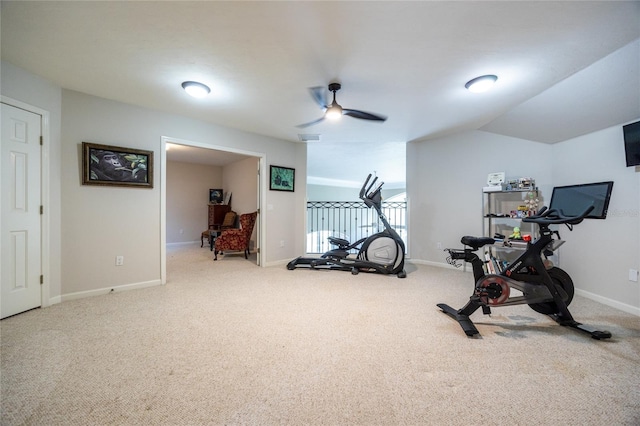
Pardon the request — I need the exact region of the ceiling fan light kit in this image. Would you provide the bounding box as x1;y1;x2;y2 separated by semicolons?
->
325;104;343;120
465;75;498;93
326;83;344;120
181;81;211;98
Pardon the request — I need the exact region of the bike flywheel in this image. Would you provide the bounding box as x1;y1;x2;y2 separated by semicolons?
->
477;275;510;305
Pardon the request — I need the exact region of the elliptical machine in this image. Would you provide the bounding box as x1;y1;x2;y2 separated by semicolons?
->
287;174;407;278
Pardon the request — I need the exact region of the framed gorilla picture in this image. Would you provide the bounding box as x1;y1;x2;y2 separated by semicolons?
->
82;142;153;188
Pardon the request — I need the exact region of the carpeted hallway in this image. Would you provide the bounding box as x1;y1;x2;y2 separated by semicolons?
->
1;243;639;425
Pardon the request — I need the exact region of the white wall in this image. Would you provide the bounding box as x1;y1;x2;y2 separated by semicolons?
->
166;161;222;244
223;157;259;217
407;130;553;263
408;127;640;313
551;124;640;311
166;157;260;247
223;156;260;248
60;89;306;296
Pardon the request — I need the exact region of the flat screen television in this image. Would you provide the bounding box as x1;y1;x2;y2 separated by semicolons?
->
623;120;640;167
549;181;614;219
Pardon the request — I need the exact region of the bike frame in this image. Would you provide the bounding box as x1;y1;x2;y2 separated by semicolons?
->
438;208;612;340
458;225;566;309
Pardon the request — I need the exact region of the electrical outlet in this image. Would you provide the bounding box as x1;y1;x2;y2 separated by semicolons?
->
436;242;442;249
629;269;638;282
116;256;124;266
280;240;285;247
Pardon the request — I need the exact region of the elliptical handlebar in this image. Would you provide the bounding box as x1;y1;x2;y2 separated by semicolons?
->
369;181;384;198
523;204;594;226
359;174;384;206
360;174;377;199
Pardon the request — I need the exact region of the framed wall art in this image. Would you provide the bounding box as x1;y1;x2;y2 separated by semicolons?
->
82;142;153;188
270;165;295;192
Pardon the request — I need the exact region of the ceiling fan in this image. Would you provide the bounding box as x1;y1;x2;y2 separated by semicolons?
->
296;83;387;128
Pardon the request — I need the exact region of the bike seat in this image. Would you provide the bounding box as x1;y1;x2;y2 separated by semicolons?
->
328;236;350;248
460;236;495;250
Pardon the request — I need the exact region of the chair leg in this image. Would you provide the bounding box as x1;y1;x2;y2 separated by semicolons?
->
201;234;204;247
214;250;218;261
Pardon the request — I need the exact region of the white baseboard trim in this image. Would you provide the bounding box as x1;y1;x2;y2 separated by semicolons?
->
408;258;448;268
61;279;163;302
48;296;62;306
265;258;292;268
166;241;200;247
407;258;471;272
575;288;640;316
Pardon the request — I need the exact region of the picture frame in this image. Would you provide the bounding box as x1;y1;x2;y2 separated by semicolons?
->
270;165;295;192
209;188;223;204
82;142;153;188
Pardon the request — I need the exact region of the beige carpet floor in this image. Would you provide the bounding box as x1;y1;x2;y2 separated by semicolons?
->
1;243;639;425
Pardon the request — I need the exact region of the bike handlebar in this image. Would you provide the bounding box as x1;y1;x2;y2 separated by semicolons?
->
522;204;594;226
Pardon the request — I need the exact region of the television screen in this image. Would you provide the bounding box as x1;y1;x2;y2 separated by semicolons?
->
623;120;640;167
209;188;223;204
549;181;614;219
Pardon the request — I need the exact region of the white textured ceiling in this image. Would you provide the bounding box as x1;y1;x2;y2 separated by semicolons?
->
2;1;639;188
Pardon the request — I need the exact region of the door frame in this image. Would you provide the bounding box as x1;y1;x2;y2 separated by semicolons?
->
1;96;51;309
159;136;267;284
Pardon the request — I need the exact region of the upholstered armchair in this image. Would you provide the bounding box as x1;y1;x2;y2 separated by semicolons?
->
214;211;257;261
202;211;237;250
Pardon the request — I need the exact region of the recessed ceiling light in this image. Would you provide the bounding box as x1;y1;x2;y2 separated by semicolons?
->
181;81;211;98
465;75;498;93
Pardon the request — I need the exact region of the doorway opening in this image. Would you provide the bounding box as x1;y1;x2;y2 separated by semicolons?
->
160;136;266;284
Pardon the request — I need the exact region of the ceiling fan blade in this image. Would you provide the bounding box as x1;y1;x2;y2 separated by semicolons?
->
296;116;326;128
309;86;328;110
343;109;387;122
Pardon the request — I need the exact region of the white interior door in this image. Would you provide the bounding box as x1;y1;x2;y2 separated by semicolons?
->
1;103;42;319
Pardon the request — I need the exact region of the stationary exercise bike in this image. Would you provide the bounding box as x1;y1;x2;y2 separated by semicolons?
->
287;174;407;278
437;205;612;340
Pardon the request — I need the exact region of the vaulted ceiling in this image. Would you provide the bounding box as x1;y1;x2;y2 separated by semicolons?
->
2;1;639;188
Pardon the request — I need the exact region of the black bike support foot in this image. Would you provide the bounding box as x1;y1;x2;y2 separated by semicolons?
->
437;304;480;337
552;316;612;340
